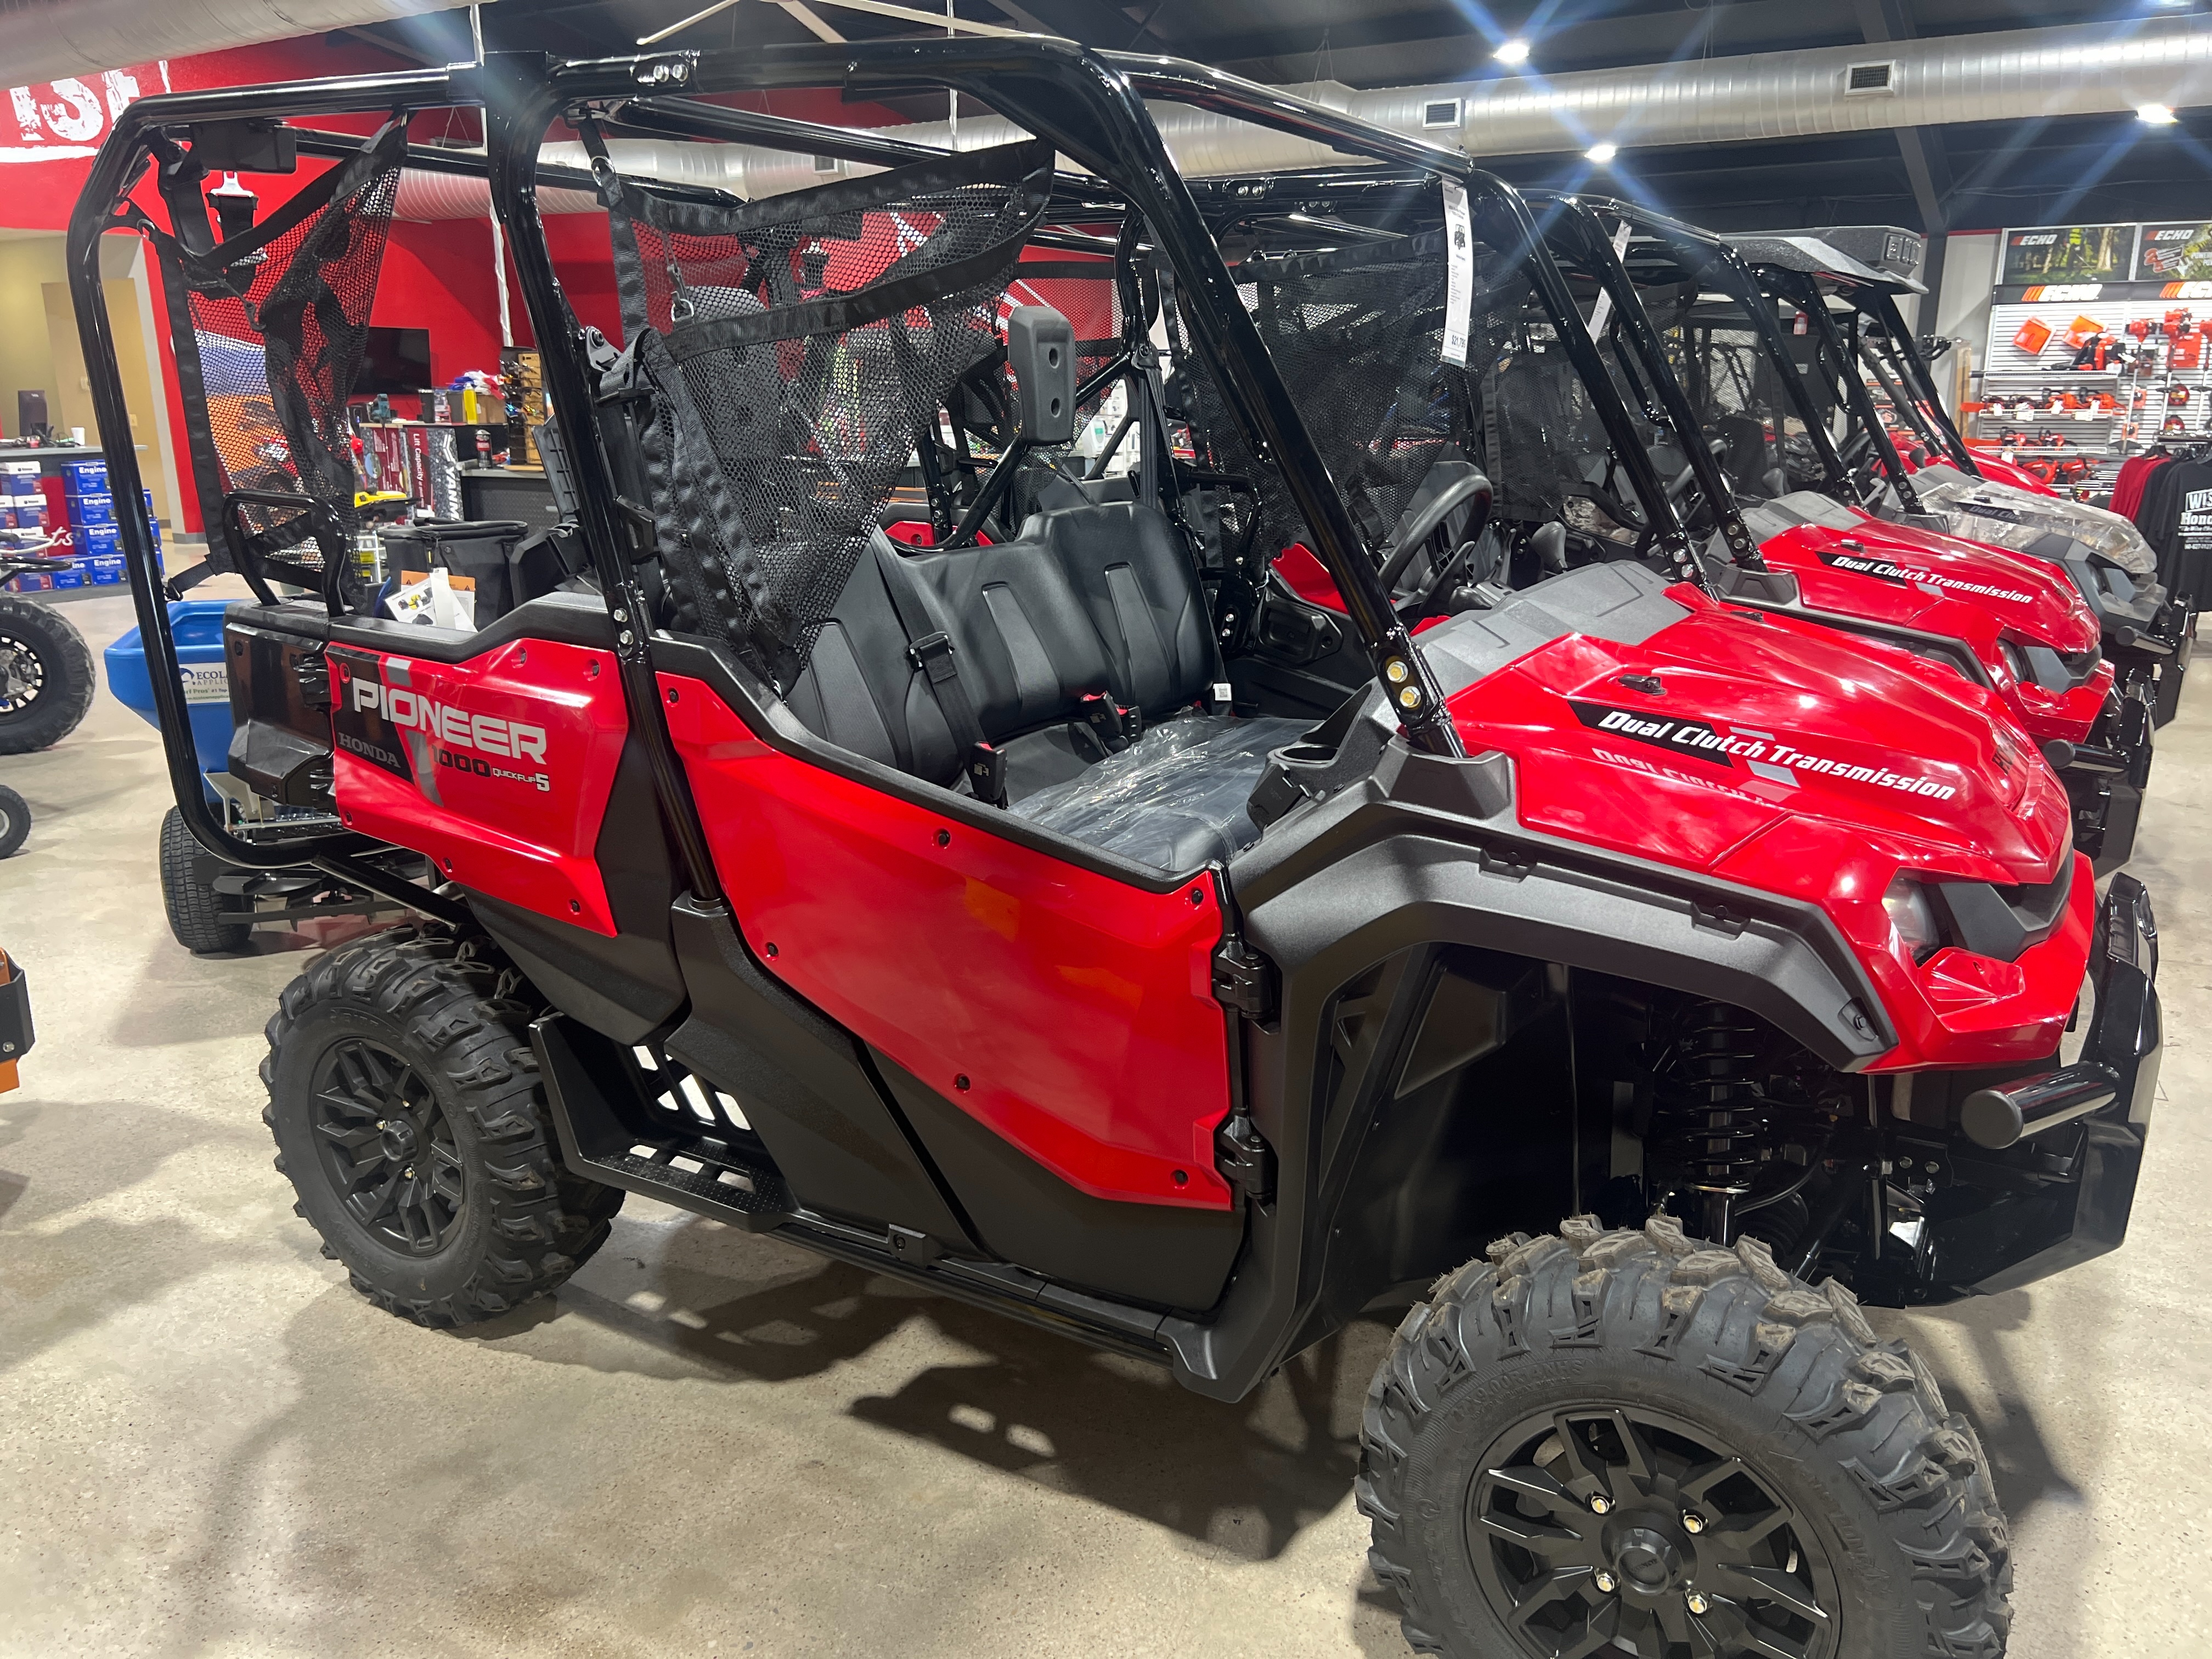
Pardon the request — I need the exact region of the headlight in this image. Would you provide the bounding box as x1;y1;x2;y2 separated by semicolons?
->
1884;874;1943;962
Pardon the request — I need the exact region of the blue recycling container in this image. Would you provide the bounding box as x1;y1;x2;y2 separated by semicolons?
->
104;600;236;778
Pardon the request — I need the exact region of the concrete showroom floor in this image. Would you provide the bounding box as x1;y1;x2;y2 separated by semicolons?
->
1;584;2207;1658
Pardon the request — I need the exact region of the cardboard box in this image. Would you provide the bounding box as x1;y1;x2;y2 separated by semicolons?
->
70;492;115;526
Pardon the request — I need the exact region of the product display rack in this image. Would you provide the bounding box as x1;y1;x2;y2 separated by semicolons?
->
1965;218;2212;497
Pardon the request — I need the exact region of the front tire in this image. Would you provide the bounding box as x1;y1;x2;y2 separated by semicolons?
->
0;595;94;754
262;927;623;1325
1360;1216;2010;1658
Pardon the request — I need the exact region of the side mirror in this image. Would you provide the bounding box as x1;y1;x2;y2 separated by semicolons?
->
1006;305;1076;445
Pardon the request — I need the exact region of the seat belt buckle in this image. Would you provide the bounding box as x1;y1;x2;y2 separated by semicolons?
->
967;741;1008;808
908;631;959;685
1207;680;1234;714
1076;691;1138;756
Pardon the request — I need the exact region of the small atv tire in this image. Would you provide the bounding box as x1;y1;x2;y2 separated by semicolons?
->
0;595;95;755
1360;1215;2011;1658
0;783;27;857
160;807;251;954
262;927;623;1325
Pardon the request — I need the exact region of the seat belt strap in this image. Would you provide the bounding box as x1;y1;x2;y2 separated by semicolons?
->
871;537;1004;803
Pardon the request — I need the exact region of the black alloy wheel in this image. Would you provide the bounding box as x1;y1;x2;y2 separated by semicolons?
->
1469;1404;1836;1659
308;1037;466;1255
0;625;46;713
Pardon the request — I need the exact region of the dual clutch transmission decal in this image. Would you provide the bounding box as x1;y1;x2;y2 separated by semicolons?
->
1817;548;2038;608
1570;700;1960;800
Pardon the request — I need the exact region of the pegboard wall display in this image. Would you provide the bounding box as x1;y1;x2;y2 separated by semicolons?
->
1971;219;2212;492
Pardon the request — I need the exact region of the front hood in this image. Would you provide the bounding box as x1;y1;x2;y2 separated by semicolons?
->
1910;462;2160;579
1741;492;2102;654
1428;575;2072;887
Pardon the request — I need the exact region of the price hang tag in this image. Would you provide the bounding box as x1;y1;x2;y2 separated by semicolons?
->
1584;218;1634;343
1441;177;1474;366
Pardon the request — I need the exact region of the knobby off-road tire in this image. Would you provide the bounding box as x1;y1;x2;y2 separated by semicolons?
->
263;926;623;1326
0;783;27;857
159;806;250;953
0;595;94;755
1360;1215;2011;1659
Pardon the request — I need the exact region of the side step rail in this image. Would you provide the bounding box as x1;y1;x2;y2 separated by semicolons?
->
531;1012;1178;1363
533;1014;795;1232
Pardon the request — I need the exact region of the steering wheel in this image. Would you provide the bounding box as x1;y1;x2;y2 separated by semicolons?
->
1377;470;1494;594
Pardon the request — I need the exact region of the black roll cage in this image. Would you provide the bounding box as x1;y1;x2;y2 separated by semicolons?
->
70;38;1657;896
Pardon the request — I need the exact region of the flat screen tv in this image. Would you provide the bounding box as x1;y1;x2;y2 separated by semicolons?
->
353;327;432;396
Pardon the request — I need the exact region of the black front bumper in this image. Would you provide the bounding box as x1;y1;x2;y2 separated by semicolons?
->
2060;683;2157;873
1925;874;2162;1296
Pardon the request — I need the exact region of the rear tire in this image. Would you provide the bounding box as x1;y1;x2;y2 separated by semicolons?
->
1360;1215;2011;1658
159;806;251;954
0;595;94;755
0;783;27;857
262;927;623;1326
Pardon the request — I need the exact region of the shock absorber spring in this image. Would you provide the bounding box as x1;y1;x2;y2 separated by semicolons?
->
1649;1001;1769;1243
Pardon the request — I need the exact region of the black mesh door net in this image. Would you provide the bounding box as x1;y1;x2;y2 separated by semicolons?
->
594;133;1054;689
150;121;409;603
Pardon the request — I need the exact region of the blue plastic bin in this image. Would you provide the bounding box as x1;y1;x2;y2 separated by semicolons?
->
105;600;235;777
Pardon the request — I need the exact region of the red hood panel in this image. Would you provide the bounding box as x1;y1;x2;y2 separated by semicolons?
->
1444;587;2073;888
1747;499;2100;656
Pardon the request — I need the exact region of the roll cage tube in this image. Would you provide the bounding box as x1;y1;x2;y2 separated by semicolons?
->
66;65;474;926
1576;200;1869;511
482;55;727;906
1854;325;1940;460
1768;265;1928;515
1858;289;1984;477
1535;195;1769;575
544;40;1465;754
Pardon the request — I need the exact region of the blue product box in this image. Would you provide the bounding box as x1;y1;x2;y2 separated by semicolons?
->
49;567;87;589
71;492;116;526
76;523;122;555
0;506;13;531
60;460;108;495
86;556;126;585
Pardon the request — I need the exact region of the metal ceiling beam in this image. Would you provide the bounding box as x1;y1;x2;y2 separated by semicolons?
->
1852;0;1953;306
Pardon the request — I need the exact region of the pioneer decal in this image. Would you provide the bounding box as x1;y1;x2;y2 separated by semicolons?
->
1817;549;2038;607
1571;701;1959;800
328;655;553;793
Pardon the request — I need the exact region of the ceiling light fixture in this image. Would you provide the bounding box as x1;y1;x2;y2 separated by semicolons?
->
2138;102;2180;125
1585;140;1618;163
1494;38;1531;66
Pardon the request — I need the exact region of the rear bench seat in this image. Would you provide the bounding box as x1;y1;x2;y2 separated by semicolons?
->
784;499;1308;872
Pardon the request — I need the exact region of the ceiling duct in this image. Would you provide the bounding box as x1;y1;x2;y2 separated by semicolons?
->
502;14;2212;207
0;0;454;89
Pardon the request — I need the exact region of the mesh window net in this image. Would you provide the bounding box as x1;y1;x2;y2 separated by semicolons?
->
155;125;407;598
1165;210;1620;575
600;137;1054;687
1659;306;1831;499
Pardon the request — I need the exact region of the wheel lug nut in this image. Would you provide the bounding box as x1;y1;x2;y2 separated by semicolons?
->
1682;1511;1707;1534
1589;1495;1613;1514
1594;1570;1617;1594
1686;1592;1710;1616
